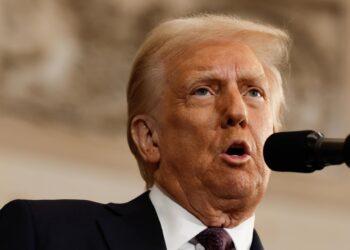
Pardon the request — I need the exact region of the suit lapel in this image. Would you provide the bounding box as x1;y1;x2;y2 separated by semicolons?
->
98;191;264;250
250;229;264;250
97;192;166;250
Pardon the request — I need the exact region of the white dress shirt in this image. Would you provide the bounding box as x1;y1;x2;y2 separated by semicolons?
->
149;185;255;250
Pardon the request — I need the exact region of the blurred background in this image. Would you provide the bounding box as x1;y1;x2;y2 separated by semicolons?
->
1;0;350;249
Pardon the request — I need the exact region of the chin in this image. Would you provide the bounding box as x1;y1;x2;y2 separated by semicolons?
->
210;174;265;200
210;185;252;200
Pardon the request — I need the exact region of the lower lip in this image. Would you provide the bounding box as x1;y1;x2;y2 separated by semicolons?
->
220;153;251;165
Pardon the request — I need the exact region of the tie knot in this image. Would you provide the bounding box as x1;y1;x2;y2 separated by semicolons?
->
196;227;234;250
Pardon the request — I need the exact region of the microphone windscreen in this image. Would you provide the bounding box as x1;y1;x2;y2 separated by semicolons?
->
263;130;318;172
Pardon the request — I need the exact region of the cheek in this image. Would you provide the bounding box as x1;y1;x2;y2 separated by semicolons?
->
158;108;218;163
248;107;274;167
162;106;218;141
251;105;274;138
175;106;217;127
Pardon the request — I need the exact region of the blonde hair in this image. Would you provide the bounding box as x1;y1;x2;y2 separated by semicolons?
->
127;14;291;188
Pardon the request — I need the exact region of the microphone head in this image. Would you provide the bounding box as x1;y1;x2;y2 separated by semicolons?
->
344;135;350;166
263;130;322;172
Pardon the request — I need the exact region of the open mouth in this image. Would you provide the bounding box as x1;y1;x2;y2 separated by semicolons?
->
226;146;246;156
224;141;250;157
222;141;251;164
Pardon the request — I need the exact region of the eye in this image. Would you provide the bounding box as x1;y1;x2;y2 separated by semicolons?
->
245;88;263;98
193;87;212;96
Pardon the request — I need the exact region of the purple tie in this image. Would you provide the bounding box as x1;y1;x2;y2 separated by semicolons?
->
196;227;234;250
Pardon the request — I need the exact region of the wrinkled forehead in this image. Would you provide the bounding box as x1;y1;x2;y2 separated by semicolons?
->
163;40;268;87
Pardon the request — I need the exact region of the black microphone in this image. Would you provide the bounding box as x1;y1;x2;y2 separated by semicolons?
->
263;130;350;173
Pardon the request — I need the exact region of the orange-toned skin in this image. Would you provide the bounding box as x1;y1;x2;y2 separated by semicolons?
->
131;40;274;228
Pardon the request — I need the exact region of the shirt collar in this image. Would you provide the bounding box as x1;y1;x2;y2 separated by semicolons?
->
226;215;255;250
149;185;255;250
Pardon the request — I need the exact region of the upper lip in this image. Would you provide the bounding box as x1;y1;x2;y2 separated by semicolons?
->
224;140;251;156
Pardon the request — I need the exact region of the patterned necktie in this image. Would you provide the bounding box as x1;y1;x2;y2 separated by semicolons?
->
195;227;234;250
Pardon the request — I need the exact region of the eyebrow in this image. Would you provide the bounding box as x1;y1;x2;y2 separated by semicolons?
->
186;65;267;86
186;67;223;86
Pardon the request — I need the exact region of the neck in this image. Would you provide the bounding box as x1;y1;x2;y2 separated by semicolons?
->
155;181;259;228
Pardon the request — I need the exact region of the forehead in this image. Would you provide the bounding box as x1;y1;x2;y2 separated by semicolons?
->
165;40;266;86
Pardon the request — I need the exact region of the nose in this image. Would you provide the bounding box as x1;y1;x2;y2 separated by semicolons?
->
220;86;248;128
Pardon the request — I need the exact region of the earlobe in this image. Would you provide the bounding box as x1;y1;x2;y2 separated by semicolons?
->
130;115;160;164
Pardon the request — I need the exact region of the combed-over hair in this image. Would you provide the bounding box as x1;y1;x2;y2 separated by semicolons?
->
127;14;291;189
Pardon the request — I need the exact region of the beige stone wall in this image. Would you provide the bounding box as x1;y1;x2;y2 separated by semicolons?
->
1;0;350;249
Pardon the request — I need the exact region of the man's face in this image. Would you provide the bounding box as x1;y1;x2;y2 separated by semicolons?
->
153;40;274;223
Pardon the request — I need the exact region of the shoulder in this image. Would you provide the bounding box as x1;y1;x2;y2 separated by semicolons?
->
1;199;108;220
0;199;112;249
0;194;154;250
0;199;113;238
2;198;105;210
0;192;152;224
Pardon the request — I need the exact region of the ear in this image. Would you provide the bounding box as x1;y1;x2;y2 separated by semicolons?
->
130;115;160;164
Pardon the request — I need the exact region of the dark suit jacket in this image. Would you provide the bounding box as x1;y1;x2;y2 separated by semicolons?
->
0;192;264;250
